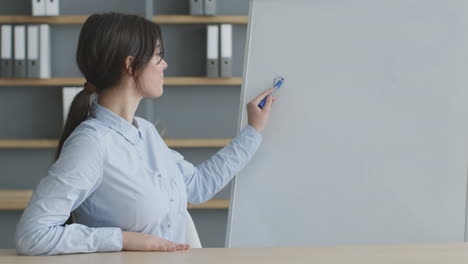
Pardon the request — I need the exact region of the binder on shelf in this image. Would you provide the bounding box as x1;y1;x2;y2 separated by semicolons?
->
1;25;13;78
39;24;51;79
14;25;27;78
31;0;46;16
220;24;232;77
189;0;204;16
45;0;59;16
62;87;82;124
27;25;40;78
204;0;216;16
206;25;219;77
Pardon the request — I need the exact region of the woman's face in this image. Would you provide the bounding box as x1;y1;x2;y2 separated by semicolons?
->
138;46;167;98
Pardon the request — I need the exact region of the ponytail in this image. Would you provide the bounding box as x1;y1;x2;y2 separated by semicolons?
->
57;88;91;226
55;89;91;161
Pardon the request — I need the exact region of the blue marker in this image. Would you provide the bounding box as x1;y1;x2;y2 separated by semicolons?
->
258;76;284;109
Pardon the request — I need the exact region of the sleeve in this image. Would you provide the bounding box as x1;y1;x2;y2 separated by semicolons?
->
171;125;263;204
15;132;123;256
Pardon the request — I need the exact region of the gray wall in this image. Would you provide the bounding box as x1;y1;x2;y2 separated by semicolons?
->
0;0;250;249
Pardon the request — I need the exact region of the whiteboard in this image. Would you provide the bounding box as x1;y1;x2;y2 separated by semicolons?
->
227;0;468;247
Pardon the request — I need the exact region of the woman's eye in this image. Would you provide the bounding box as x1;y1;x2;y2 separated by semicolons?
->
155;53;164;64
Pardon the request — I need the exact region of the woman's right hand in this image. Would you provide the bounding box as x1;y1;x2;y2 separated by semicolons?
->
247;88;277;133
122;231;190;252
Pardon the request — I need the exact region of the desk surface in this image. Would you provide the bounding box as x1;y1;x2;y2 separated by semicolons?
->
2;243;468;263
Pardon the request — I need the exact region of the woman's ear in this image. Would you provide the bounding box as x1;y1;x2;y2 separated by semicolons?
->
124;56;134;75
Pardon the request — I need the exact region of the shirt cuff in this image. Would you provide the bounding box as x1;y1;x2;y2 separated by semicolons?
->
243;125;263;142
231;125;263;153
97;227;123;252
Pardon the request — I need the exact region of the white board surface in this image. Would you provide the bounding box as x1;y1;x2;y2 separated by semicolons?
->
227;0;468;247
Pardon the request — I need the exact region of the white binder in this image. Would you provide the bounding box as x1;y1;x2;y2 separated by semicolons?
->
206;25;219;77
45;0;59;16
190;0;204;16
62;87;82;124
14;25;27;78
204;0;216;15
27;25;40;78
220;24;232;77
1;25;13;78
39;24;51;79
31;0;46;16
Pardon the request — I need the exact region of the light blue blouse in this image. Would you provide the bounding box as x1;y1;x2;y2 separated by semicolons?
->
15;101;262;255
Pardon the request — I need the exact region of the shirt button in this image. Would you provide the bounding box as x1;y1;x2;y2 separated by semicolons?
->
170;198;174;202
168;224;171;228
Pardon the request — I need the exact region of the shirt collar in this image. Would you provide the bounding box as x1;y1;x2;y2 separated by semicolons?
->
90;101;142;145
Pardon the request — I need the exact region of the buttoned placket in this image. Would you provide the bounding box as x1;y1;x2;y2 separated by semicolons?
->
167;173;184;214
134;127;174;229
167;181;175;230
151;163;175;237
158;168;181;237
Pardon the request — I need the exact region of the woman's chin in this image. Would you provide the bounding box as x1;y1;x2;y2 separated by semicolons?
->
147;88;164;98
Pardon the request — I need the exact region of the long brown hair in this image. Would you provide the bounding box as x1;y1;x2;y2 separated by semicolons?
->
58;12;164;224
56;12;164;160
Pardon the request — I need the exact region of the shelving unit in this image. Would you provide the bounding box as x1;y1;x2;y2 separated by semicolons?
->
0;138;232;149
0;0;249;248
0;15;248;25
0;190;229;210
0;77;242;86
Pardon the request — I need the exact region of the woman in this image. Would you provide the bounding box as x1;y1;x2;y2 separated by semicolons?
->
15;12;276;255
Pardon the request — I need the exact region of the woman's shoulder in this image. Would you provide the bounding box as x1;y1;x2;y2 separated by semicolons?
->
65;119;112;147
77;118;112;136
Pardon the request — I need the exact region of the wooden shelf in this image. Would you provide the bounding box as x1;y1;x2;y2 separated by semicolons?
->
0;15;248;25
0;190;33;210
154;15;248;24
188;199;229;210
0;190;228;210
0;77;85;86
165;77;242;86
0;77;242;86
0;139;57;148
0;15;87;24
0;139;231;149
